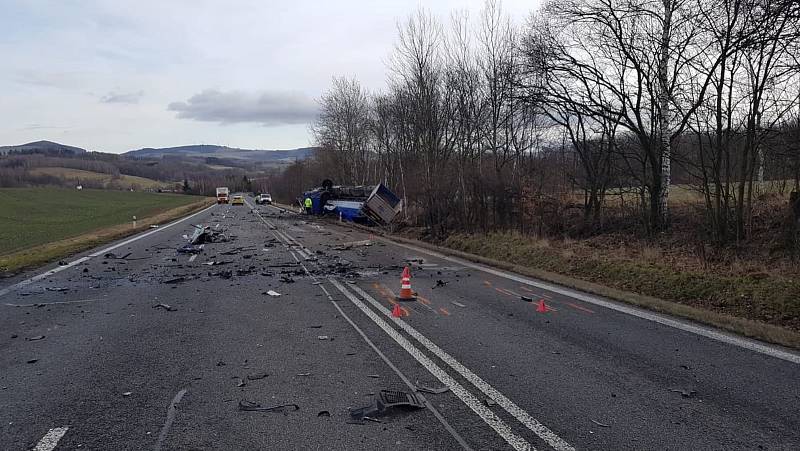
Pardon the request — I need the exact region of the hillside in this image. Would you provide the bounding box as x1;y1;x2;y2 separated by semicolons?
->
124;144;316;163
0;140;88;156
28;167;170;190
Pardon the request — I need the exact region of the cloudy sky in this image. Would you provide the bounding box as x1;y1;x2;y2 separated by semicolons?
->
0;0;540;153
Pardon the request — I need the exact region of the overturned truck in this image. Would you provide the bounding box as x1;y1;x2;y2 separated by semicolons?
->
300;180;403;225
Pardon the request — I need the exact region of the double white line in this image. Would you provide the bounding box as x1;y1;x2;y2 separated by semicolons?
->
250;203;573;451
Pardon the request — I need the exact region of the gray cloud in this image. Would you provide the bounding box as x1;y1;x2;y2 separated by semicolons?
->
101;90;144;104
168;89;318;126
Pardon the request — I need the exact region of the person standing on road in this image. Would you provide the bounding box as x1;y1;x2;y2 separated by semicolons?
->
304;197;313;215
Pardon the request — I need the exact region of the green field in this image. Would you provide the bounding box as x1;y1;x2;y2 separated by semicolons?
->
0;188;204;255
28;167;170;190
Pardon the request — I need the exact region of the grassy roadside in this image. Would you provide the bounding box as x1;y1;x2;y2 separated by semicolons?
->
0;193;214;275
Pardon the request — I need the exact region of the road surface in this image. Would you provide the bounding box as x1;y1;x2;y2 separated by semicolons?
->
2;198;799;450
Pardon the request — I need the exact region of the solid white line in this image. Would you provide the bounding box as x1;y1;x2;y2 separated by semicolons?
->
349;284;574;451
328;278;532;451
382;239;800;365
0;204;216;298
33;426;69;451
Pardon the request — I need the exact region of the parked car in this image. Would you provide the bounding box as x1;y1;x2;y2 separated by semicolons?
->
256;193;273;205
231;195;245;205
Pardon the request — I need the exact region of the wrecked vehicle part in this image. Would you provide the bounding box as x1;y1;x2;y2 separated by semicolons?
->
348;390;425;422
238;401;299;413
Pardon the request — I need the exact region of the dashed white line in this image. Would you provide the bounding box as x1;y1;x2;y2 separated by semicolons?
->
33;426;69;451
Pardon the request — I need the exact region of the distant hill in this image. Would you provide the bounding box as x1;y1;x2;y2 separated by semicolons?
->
0;140;88;156
124;145;317;163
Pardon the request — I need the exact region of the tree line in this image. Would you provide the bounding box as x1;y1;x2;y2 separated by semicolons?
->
293;0;799;246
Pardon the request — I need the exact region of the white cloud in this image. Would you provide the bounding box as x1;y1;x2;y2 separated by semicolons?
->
168;89;318;126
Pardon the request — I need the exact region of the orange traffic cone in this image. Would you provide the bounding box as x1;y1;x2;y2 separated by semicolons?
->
392;304;403;318
536;299;548;313
397;266;416;302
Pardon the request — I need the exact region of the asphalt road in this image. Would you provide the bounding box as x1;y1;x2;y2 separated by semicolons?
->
2;197;799;450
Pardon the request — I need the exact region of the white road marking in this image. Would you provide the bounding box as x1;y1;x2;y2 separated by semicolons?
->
253;203;568;449
383;239;800;365
0;204;216;299
348;284;575;451
329;279;532;451
33;426;69;451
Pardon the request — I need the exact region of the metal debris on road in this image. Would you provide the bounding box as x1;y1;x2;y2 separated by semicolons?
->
451;301;466;308
153;303;177;312
246;372;269;380
238;401;299;413
122;392;132;397
266;290;281;297
591;419;610;428
669;388;697;398
349;390;426;423
296;372;311;377
26;335;46;341
415;383;449;395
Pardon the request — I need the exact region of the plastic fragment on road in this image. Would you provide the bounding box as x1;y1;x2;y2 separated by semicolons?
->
349;390;426;423
266;290;281;297
238;400;299;413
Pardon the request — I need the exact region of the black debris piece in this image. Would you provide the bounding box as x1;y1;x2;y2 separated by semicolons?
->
246;372;269;381
163;277;186;285
318;410;331;417
669;388;697;398
104;252;132;260
432;280;448;289
153;303;178;312
238;400;299;413
349;390;425;423
520;296;533;302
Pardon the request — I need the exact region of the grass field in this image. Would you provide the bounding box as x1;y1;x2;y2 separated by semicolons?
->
28;167;170;190
0;188;204;256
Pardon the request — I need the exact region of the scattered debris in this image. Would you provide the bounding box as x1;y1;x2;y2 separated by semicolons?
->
104;252;132;260
153;303;177;312
280;275;295;283
216;361;226;367
318;335;330;340
27;359;38;364
202;261;231;266
415;383;449;395
237;379;247;387
520;296;533;302
46;287;69;292
266;290;281;297
590;419;610;428
163;277;186;285
669;388;697;398
149;225;160;229
349;390;425;423
432;279;448;289
296;372;311;377
238;401;299;413
212;270;233;279
177;244;202;254
485;398;497;407
26;335;46;341
317;410;331;417
246;372;269;381
451;301;466;308
122;392;132;397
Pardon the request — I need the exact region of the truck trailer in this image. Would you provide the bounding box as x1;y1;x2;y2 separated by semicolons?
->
216;187;230;204
299;180;402;225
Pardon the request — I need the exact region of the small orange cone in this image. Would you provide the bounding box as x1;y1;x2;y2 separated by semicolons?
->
397;266;416;302
392;304;403;318
536;299;548;313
